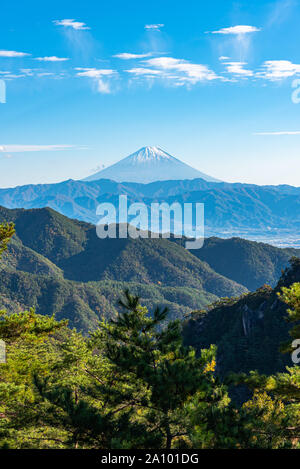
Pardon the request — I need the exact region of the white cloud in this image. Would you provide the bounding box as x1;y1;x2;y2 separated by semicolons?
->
35;56;69;62
145;24;164;31
258;60;300;80
0;50;30;57
254;131;300;135
126;67;163;77
37;72;56;77
0;144;86;153
0;73;27;79
144;56;218;83
219;56;230;61
19;68;35;76
0;68;68;80
75;68;116;78
225;61;253;76
113;52;153;60
75;68;117;94
53;19;90;30
209;25;261;35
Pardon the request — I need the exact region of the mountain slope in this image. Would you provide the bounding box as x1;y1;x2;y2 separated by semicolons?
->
191;237;299;290
0;206;298;334
0;206;246;297
182;257;300;379
0;206;249;330
84;146;220;183
0;270;218;332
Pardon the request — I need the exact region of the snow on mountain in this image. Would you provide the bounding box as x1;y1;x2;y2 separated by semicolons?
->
84;146;220;184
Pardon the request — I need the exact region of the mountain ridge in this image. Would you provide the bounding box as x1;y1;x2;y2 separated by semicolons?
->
0;178;299;243
0;206;299;332
0;205;247;330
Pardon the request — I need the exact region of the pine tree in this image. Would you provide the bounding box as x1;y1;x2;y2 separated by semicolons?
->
0;222;15;258
89;290;221;449
33;290;225;449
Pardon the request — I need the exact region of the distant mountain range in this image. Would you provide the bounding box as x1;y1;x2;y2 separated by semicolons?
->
84;146;220;183
0;177;299;245
0;206;298;332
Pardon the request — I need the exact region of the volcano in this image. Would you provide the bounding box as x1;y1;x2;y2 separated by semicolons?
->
84;146;220;184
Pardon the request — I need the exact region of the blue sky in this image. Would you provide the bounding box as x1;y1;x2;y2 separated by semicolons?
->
1;0;300;187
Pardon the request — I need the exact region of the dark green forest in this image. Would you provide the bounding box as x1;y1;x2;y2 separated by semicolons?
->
1;205;298;331
0;219;299;449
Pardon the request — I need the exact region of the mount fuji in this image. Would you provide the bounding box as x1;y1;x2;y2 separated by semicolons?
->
84;146;220;184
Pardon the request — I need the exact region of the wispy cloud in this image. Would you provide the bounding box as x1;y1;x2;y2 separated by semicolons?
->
258;60;300;80
209;25;261;35
225;61;253;76
126;68;169;90
208;26;261;63
143;56;218;84
219;56;230;61
53;19;90;30
145;24;164;31
0;50;30;57
75;68;116;78
0;71;28;79
20;68;35;76
266;0;296;28
113;52;153;60
0;68;68;81
254;131;300;135
35;56;69;62
0;144;87;153
75;67;117;94
126;67;164;77
36;72;56;77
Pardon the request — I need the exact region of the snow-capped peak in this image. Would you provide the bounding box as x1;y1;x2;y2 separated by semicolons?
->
84;145;221;184
127;146;173;163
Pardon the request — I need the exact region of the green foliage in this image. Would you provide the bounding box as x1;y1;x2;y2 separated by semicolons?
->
0;205;250;332
30;291;225;449
0;213;300;448
0;286;248;449
192;236;299;291
0;291;299;449
0;222;15;258
182;259;300;379
279;281;300;343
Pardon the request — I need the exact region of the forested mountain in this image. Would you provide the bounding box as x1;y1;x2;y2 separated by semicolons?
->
191;236;299;290
0;205;298;333
0;206;245;330
183;257;300;379
0;209;300;449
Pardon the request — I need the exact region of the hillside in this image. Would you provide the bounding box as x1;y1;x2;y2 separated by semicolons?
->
182;257;300;379
0;206;246;295
0;206;247;330
191;236;299;290
0;206;298;334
